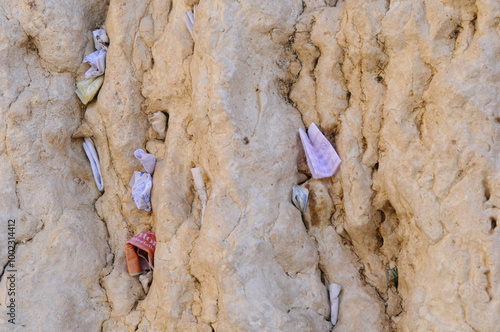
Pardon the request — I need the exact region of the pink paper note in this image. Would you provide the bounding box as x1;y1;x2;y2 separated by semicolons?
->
299;123;341;179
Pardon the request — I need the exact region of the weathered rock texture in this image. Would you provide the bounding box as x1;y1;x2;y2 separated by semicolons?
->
0;0;498;331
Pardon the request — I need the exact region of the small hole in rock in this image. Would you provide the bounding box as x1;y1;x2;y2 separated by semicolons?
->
374;162;379;170
449;26;461;40
491;217;497;232
485;187;491;201
379;210;386;223
483;178;491;201
376;75;383;83
243;137;249;145
495;117;500;124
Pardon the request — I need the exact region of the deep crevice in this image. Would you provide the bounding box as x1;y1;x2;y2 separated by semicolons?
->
490;217;497;233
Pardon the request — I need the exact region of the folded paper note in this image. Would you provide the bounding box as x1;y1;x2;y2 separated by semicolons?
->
184;10;194;38
84;49;106;79
292;185;309;213
134;149;156;174
75;75;104;105
191;168;207;225
125;231;156;276
329;283;341;326
139;271;153;293
93;28;109;51
299;122;341;179
130;171;152;212
82;137;104;191
148;112;167;139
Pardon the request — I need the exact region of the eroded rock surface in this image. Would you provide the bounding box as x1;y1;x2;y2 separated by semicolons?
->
0;0;498;331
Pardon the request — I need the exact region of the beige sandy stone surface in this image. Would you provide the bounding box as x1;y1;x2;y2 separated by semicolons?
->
0;0;498;331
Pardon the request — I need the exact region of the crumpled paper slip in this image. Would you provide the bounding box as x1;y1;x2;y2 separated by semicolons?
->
292;185;308;213
84;49;106;79
129;171;152;212
134;149;156;174
83;29;108;79
125;231;156;276
148;112;167;139
191;168;207;225
299;122;341;179
329;283;341;326
82;137;104;191
93;28;109;51
75;75;104;105
139;271;153;293
184;10;194;38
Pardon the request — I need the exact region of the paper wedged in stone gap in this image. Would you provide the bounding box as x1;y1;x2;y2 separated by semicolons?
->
148;112;167;139
134;149;156;174
292;185;309;213
75;76;104;105
299;122;341;179
84;49;107;79
82;137;104;191
83;29;109;79
130;171;152;212
83;29;108;79
329;283;341;326
125;231;156;276
184;10;194;38
92;28;108;50
139;271;153;293
191;167;207;225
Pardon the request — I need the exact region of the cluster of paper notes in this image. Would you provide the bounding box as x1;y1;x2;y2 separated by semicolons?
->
75;29;109;105
129;149;156;212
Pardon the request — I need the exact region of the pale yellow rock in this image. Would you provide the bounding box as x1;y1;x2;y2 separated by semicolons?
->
72;122;94;138
1;0;498;331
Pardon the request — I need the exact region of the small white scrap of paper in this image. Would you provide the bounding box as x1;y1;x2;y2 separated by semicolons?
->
92;28;109;51
291;185;309;213
184;10;194;38
329;283;341;326
148;112;167;139
191;167;207;225
134;149;156;174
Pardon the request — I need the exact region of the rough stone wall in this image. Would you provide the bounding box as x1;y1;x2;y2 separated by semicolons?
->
0;0;498;331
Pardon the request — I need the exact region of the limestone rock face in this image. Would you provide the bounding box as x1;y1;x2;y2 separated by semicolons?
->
0;0;498;331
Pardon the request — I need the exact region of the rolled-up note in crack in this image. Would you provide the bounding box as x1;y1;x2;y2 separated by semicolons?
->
184;10;194;38
329;283;341;325
191;167;207;225
82;137;104;191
